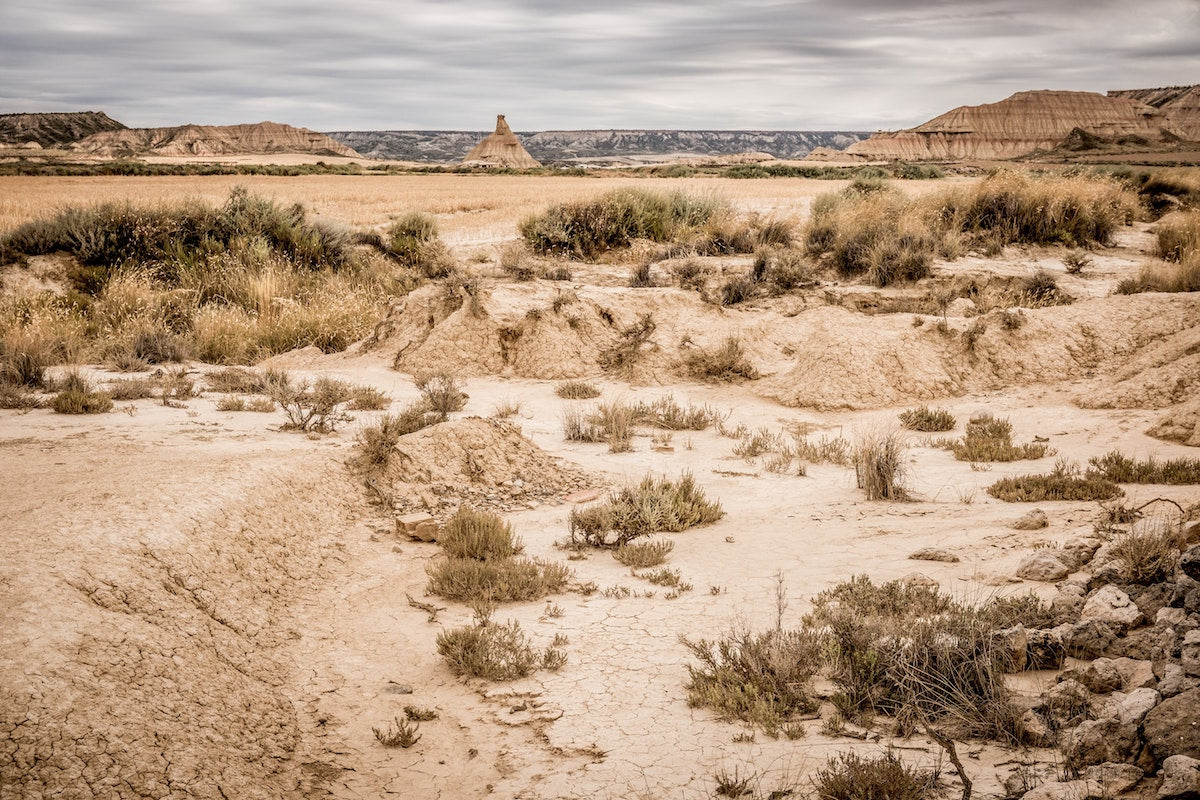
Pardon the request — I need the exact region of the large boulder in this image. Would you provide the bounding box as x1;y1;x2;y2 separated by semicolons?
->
1144;688;1200;763
1082;585;1143;631
1158;754;1200;798
1065;619;1118;658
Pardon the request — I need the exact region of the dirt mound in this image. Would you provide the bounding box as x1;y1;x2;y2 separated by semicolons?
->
1078;322;1200;409
382;416;593;517
0;441;359;797
838;88;1189;161
1149;399;1200;446
71;121;359;158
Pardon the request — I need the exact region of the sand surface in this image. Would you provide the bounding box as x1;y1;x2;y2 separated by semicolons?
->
2;174;1198;799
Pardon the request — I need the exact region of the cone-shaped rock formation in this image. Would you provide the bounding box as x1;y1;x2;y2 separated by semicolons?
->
461;115;541;168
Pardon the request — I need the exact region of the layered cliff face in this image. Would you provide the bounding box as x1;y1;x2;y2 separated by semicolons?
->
1110;85;1200;140
461;115;541;168
70;121;360;158
0;111;126;148
837;89;1195;162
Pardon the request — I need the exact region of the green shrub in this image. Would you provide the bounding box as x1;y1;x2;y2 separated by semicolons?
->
986;474;1122;502
812;751;934;800
1088;451;1200;484
568;472;724;547
387;211;453;277
898;406;956;432
439;508;524;561
49;370;112;414
436;615;564;681
612;539;674;568
950;414;1049;462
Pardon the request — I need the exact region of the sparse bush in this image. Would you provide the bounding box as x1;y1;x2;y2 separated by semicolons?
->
632;395;719;430
1019;269;1071;307
758;248;812;292
50;370;112;414
157;367;197;405
899;406;956;432
613;539;674;568
1063;249;1092;274
683;337;759;382
812;751;934;800
981;592;1057;629
792;434;852;466
0;383;41;409
106;377;155;401
564;400;637;452
1155;211;1200;262
354;402;445;471
0;332;52;387
950;414;1048;462
499;241;536;281
628;261;655;288
671;258;707;290
986;473;1122;502
598;313;655;373
805;187;935;287
520;188;726;259
215;395;275;412
853;429;910;500
270;376;354;433
205;366;266;394
717;275;756;305
415;372;467;414
1116;256;1200;294
372;717;421;748
1088;451;1200;484
683;626;822;735
568;472;724;547
1109;518;1185;584
555;380;601;399
438;508;523;561
436;614;563;681
346;384;389;410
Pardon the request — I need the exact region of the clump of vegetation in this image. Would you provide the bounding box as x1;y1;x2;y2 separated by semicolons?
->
436;609;565;681
426;508;571;603
986;473;1122;502
598;313;656;373
387;211;453;278
50;370;112;414
853;429;910;500
632;395;720;430
568;472;724;547
949;414;1049;462
811;751;935;800
1155;210;1200;262
899;406;956;432
498;241;537;281
980;592;1057;630
1063;249;1092;275
1018;269;1072;307
205;366;267;394
415;372;467;414
1109;519;1186;584
555;380;601;399
717;274;756;306
353;402;446;472
106;377;156;401
520;188;727;259
612;539;675;568
269;376;357;433
372;717;421;748
1088;451;1200;484
752;247;813;293
683;337;759;382
215;395;276;412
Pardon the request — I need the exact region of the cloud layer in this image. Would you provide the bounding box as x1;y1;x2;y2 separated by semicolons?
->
3;0;1198;131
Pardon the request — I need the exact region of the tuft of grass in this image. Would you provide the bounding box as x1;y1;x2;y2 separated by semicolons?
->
387;211;453;278
436;613;564;681
0;383;41;409
598;313;655;373
205;366;266;394
1063;249;1092;275
899;406;956;432
632;395;719;430
50;370;112;414
415;372;467;414
950;414;1049;462
1109;518;1185;584
853;429;910;500
555;380;601;399
986;473;1122;502
628;261;656;288
346;384;390;411
1019;269;1071;307
372;717;421;748
1088;451;1200;484
812;751;934;800
105;377;155;401
683;337;759;382
499;241;537;281
612;539;674;568
568;472;724;547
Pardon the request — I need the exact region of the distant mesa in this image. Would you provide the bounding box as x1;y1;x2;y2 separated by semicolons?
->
0;111;126;149
820;86;1200;162
461;115;542;168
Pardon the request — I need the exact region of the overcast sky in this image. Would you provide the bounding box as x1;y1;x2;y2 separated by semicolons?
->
2;1;1198;132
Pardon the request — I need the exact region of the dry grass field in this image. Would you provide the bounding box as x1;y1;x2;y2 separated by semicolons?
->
2;169;1199;800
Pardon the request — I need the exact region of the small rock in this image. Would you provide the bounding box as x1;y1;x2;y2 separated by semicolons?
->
1183;630;1200;678
1143;688;1200;763
1160;607;1190;627
994;625;1029;672
1066;619;1117;659
1040;679;1093;729
1028;629;1067;670
1159;664;1198;699
383;682;413;695
1082;763;1143;794
909;547;960;563
1077;659;1123;694
947;297;976;316
1180;545;1200;582
1111;657;1157;691
1082;585;1143;632
901;572;938;589
564;488;602;504
1061;539;1103;571
1063;718;1139;768
1116;688;1161;726
1158;754;1200;798
396;511;440;542
1018;551;1070;582
1020;708;1055;747
1053;585;1087;623
1013;509;1050;530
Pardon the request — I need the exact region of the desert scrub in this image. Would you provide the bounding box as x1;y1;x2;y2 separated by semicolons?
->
519;188;726;259
554;379;601;399
270;376;359;433
1155;210;1200;262
415;372;467;414
1088;451;1200;484
898;406;956;432
0;189;394;366
386;211;453;278
950;414;1049;462
682;625;822;736
438;507;524;561
612;539;674;568
986;473;1122;502
1110;519;1186;584
631;395;719;430
436;612;565;681
597;313;655;373
568;472;724;547
49;370;113;414
853;428;910;500
682;336;759;382
372;717;421;748
353;402;446;471
812;751;934;800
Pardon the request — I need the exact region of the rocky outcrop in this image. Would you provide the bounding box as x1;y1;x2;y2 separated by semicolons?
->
0;111;126;148
833;88;1195;161
461;115;541;168
1110;85;1200;141
71;121;359;158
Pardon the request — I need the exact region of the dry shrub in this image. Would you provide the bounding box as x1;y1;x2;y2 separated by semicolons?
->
812;751;935;800
50;370;113;414
792;434;852;466
346;384;389;410
499;241;537;281
1155;210;1200;262
568;472;723;547
755;247;813;292
555;380;601;399
1109;517;1185;584
372;717;421;748
670;258;708;290
215;395;275;412
612;539;674;568
436;613;564;681
683;337;759;382
415;372;467;414
986;473;1122;502
205;366;266;394
270;376;355;433
425;557;571;603
898;406;956;432
683;626;822;736
105;377;155;401
353;402;445;471
1088;450;1200;484
805;185;935;287
632;395;719;430
717;274;756;306
628;261;656;288
1019;269;1072;307
598;313;655;373
853;428;910;500
1117;255;1200;294
1063;249;1092;274
950;414;1048;462
438;507;524;561
388;211;454;278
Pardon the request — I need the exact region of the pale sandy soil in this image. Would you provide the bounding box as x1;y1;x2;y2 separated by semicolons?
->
2;174;1198;799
